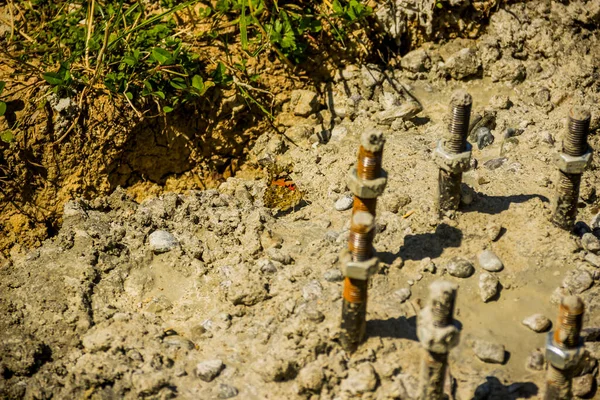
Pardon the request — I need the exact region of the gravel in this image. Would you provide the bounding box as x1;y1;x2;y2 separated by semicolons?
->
479;272;499;302
446;257;475;278
148;230;179;253
196;359;225;382
394;288;411;303
475;127;495;149
335;194;354;211
478;250;504;272
472;340;505;364
582;233;600;253
522;314;551;333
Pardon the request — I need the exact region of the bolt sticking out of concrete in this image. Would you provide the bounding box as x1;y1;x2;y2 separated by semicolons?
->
551;107;593;230
351;130;387;215
417;281;460;400
340;131;387;353
434;90;473;215
544;296;585;400
341;212;376;352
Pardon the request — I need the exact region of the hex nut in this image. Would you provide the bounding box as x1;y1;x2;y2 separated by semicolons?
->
545;332;583;370
347;167;388;199
433;140;472;174
417;307;460;354
344;257;379;280
555;148;593;174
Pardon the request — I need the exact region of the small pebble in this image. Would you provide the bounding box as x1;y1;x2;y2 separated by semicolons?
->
522;314;551;333
582;233;600;253
419;257;436;274
590;212;600;231
479;272;499;302
148;230;179;253
302;280;323;301
584;252;600;267
562;269;593;294
573;374;594;398
476;127;495;149
526;349;545;371
446;257;475;278
196;359;225;382
478;250;504;272
335;194;354;211
217;384;239;399
472;339;505;364
484;157;507;170
324;269;344;282
486;223;502;241
394;288;411;303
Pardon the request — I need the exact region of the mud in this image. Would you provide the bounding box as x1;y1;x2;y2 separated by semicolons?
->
2;1;600;399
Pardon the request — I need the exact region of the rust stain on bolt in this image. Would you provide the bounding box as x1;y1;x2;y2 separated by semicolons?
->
554;296;584;348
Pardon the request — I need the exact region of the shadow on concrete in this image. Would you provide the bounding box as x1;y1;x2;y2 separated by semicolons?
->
367;315;418;341
462;191;549;215
473;376;538;399
385;223;463;263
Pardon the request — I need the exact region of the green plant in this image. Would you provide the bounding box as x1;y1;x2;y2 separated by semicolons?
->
0;81;6;117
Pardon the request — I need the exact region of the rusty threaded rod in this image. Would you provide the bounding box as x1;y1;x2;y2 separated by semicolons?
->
418;281;458;400
551;107;591;230
352;131;385;216
341;212;375;352
544;296;585;400
437;90;472;214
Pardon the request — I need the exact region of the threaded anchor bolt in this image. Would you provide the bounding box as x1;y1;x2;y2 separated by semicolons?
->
353;130;385;216
551;107;592;231
418;281;459;400
437;90;473;214
341;212;376;352
544;296;585;400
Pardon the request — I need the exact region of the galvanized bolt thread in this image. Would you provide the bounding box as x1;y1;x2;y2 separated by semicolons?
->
419;281;458;400
341;212;375;353
438;90;472;214
352;131;384;216
545;296;584;400
552;107;591;230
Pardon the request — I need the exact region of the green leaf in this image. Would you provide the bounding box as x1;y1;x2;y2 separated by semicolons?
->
212;62;232;85
169;77;187;90
151;48;174;65
43;72;64;86
436;1;443;8
0;81;5;95
163;105;174;113
154;91;166;100
240;4;248;51
332;0;344;14
125;92;133;100
1;130;14;143
0;102;6;117
122;55;138;67
192;75;204;92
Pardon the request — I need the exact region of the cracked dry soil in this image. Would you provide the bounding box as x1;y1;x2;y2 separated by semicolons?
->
3;1;600;399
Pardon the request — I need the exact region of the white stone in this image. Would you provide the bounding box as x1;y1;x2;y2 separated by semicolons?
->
478;250;504;272
148;230;179;253
522;314;551;333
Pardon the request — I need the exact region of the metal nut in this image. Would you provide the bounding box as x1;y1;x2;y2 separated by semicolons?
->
347;167;388;199
545;332;584;370
340;249;379;280
417;307;460;354
433;140;472;173
555;148;593;174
